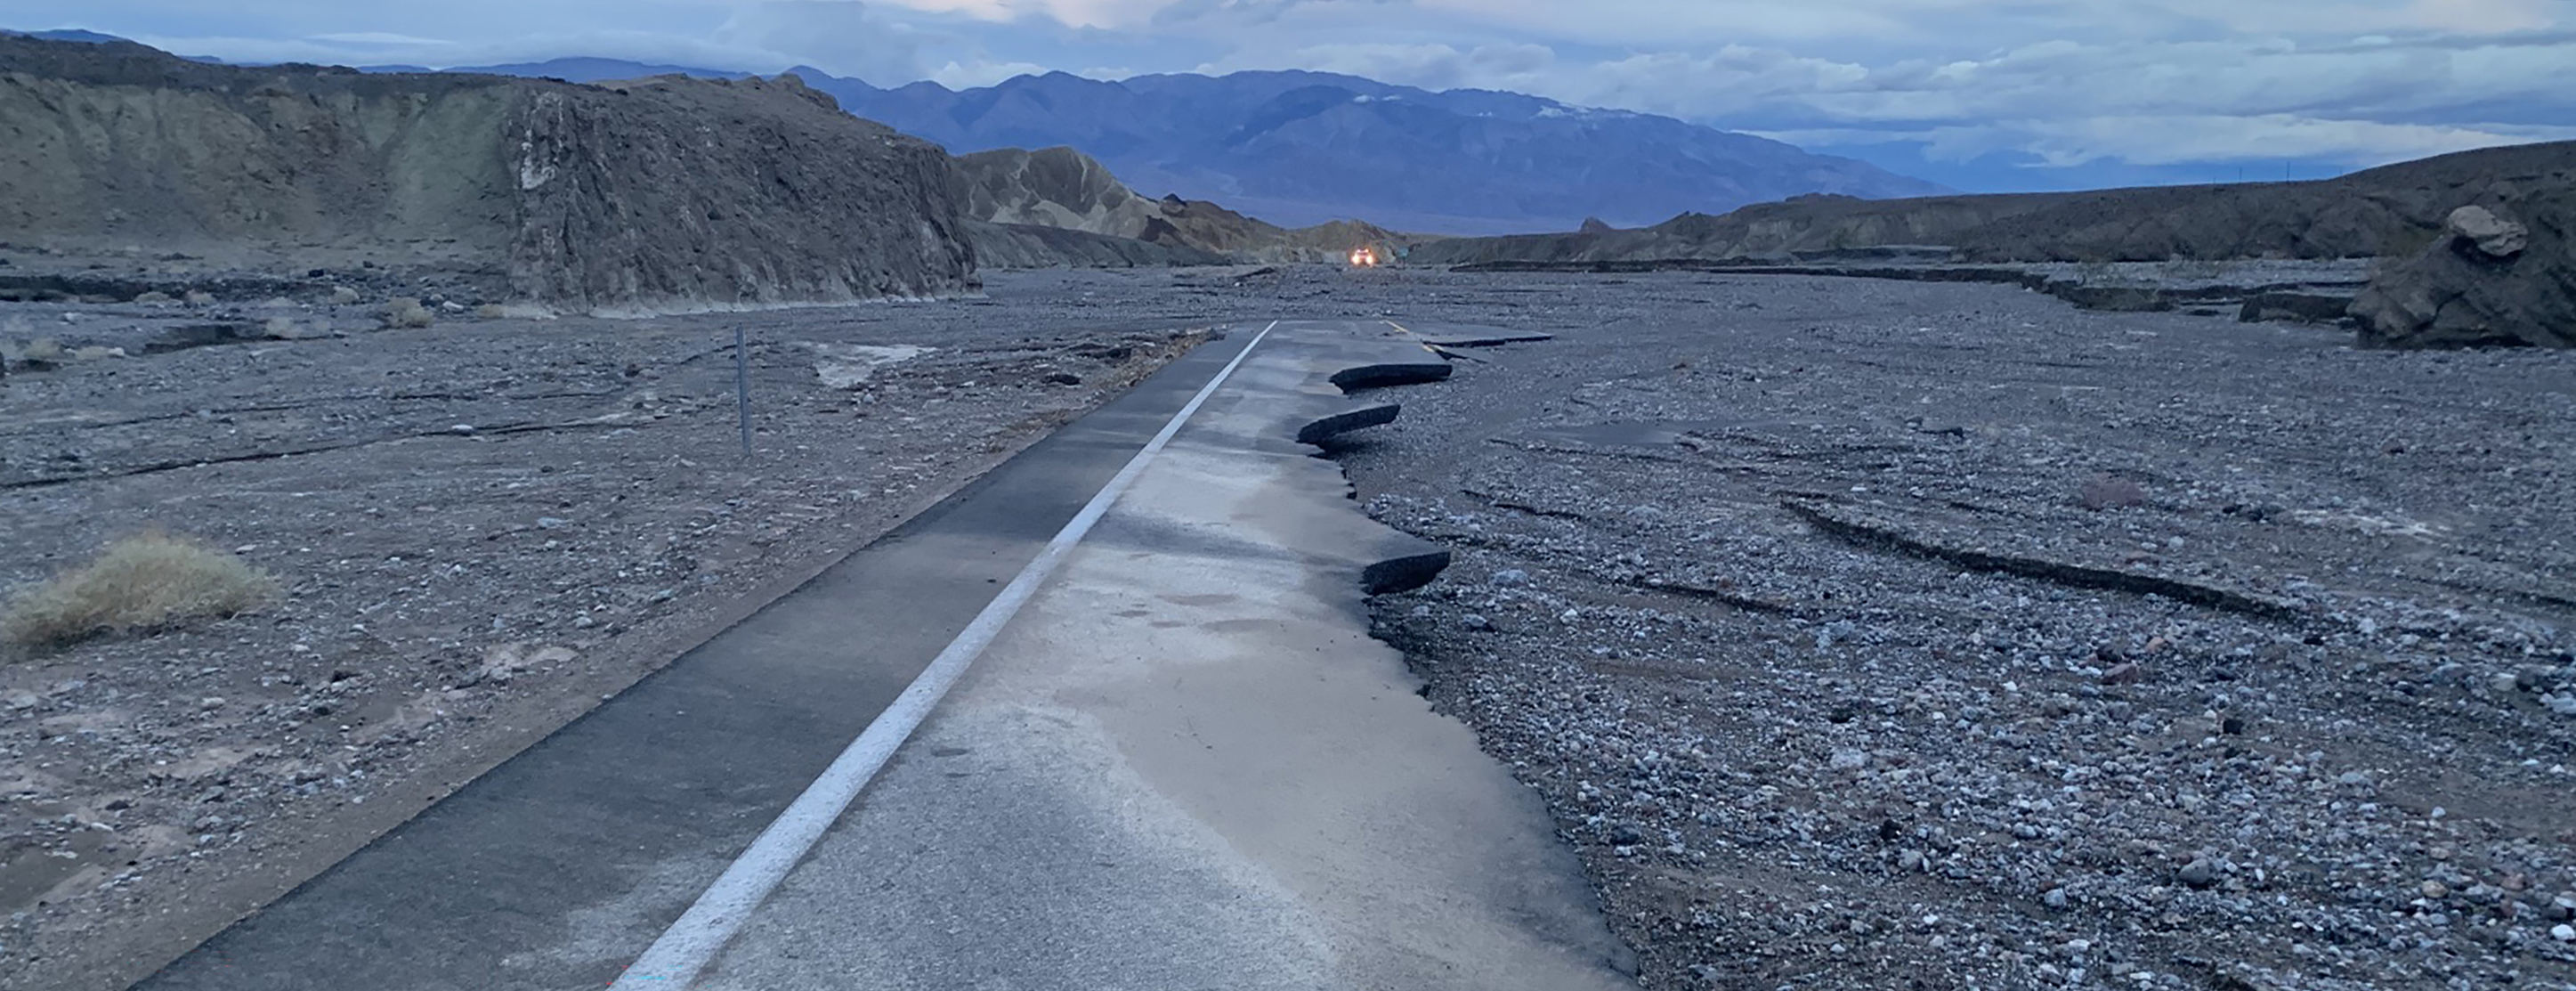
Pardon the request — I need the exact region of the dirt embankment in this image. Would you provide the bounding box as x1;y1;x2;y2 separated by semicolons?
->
2351;194;2575;349
0;36;978;313
1413;141;2576;267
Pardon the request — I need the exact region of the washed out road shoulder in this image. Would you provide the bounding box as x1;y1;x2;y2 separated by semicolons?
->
1334;273;2576;990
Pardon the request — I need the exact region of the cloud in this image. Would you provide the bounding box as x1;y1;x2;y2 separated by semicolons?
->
930;58;1053;85
305;31;453;47
19;0;2574;183
713;1;927;80
1197;19;2576;170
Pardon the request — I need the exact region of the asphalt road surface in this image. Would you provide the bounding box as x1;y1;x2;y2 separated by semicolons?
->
136;321;1634;991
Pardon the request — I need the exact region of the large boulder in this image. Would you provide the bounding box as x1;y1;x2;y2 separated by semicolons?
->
2350;191;2575;348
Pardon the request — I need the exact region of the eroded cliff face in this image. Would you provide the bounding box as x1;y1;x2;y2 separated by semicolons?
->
0;37;522;254
508;75;978;313
1412;141;2576;268
0;36;979;313
952;144;1420;266
958;146;1162;239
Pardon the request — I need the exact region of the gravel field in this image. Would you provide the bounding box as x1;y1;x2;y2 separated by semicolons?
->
4;264;2572;989
0;270;1235;987
1340;272;2576;990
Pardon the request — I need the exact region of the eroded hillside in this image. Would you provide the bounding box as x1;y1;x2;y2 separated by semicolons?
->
955;145;1422;265
1415;141;2576;266
0;36;977;313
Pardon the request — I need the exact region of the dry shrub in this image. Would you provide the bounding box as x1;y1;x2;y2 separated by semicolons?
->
20;337;65;362
3;532;277;648
382;297;434;329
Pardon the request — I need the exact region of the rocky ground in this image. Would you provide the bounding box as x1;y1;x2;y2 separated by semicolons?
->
4;264;2571;990
1339;272;2576;990
0;271;1236;987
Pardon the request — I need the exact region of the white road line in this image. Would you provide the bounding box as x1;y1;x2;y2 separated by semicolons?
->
610;321;1279;990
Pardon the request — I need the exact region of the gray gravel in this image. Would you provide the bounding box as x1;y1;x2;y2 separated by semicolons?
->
0;271;1225;987
1336;271;2576;990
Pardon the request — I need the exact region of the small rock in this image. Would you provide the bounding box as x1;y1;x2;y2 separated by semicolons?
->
1490;569;1531;587
536;517;569;530
2044;888;2070;908
2554;923;2575;942
1043;371;1082;386
2220;716;2247;735
2100;662;2143;685
2176;859;2218;889
2421;880;2450;899
1460;613;1491;631
2446;205;2530;258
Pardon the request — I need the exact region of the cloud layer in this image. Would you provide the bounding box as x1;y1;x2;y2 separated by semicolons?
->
17;0;2572;190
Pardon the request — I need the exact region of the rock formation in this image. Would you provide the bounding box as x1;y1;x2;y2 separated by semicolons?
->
1413;141;2576;268
0;35;977;313
953;145;1422;265
2351;196;2574;348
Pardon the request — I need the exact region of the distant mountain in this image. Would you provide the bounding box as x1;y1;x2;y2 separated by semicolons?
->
0;28;124;43
806;70;1951;235
347;55;1948;236
1412;140;2576;267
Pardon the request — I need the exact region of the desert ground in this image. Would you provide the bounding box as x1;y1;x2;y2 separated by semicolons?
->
0;271;1219;986
4;264;2573;989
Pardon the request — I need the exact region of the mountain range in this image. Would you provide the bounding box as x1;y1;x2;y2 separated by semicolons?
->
4;32;1953;237
408;57;1950;236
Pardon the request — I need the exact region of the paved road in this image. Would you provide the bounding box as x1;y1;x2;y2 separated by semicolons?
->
137;321;1633;991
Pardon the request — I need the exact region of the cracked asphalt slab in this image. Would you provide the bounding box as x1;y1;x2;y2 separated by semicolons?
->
101;315;1636;991
119;321;1263;991
690;321;1632;990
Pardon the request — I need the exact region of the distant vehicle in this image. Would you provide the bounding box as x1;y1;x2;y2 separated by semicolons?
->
1349;247;1381;267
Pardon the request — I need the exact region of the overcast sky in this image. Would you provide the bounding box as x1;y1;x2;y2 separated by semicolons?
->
12;0;2574;189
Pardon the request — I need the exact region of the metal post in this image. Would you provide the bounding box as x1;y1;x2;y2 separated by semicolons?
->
734;326;752;459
